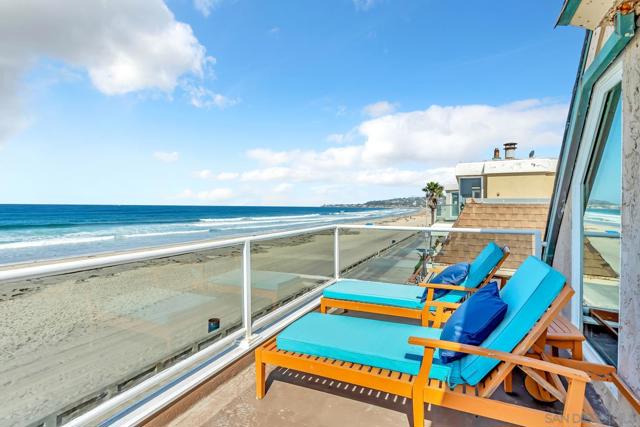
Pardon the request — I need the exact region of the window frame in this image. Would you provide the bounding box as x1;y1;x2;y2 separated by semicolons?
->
570;58;623;366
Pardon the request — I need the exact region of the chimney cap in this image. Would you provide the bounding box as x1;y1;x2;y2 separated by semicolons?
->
503;142;517;160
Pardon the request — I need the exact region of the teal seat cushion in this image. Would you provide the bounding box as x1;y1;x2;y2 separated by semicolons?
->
463;242;505;288
457;256;566;386
323;279;426;309
323;279;466;311
277;312;451;380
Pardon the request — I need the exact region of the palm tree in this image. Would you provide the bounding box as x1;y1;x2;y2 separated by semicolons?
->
422;181;444;226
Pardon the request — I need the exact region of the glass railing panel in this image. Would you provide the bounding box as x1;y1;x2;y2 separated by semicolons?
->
434;204;459;223
431;230;535;273
339;228;537;285
250;229;334;319
0;245;243;426
339;228;428;283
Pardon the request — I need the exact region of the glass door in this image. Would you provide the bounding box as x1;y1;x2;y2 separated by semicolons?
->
581;86;622;366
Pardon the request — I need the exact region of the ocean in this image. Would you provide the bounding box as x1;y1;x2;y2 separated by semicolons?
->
0;204;413;265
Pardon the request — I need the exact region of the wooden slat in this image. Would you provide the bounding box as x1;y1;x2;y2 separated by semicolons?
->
260;344;413;397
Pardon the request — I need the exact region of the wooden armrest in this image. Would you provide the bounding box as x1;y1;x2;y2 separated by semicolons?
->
408;338;590;382
421;300;461;310
417;283;477;293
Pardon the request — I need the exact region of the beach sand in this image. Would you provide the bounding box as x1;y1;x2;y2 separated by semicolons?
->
0;209;427;426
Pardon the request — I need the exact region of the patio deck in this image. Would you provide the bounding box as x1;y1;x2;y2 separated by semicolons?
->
142;311;615;427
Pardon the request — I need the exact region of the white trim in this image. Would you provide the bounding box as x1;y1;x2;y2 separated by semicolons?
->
569;58;623;346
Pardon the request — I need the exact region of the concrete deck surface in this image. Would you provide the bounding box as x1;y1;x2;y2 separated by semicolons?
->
147;359;614;427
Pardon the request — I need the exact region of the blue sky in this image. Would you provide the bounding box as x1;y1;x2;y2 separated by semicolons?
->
0;0;585;206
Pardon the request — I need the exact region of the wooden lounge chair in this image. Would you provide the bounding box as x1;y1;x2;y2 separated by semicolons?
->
256;257;595;427
320;242;510;326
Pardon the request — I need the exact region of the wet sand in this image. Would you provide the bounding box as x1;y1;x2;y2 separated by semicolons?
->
0;210;426;426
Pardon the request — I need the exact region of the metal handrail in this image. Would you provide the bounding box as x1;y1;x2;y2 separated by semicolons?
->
0;224;336;283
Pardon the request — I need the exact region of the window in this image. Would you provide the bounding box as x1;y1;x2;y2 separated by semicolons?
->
459;177;482;198
459;177;482;209
581;87;622;366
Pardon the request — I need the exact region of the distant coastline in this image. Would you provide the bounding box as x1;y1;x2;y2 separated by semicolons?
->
322;196;424;209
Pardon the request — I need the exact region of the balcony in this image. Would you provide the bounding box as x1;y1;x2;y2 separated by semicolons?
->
0;224;619;427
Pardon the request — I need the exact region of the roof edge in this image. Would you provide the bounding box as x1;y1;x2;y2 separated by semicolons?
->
556;0;582;27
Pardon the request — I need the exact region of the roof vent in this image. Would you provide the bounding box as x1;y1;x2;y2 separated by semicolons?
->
492;147;501;160
504;142;517;160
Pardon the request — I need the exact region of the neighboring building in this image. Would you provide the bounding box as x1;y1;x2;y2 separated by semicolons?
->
454;143;557;206
543;2;640;426
434;200;549;270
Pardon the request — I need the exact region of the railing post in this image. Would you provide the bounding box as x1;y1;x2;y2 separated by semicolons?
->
533;231;543;259
334;226;340;280
242;239;253;343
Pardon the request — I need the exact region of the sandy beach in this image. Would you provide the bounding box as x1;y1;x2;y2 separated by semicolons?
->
0;209;428;426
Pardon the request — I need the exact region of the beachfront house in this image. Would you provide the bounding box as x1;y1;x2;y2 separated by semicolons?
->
454;143;558;206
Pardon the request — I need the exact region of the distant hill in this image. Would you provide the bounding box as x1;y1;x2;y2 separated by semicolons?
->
323;197;424;208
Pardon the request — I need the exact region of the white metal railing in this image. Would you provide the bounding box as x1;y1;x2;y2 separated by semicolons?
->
0;223;543;427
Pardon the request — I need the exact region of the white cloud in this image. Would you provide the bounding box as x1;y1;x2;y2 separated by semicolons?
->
357;99;567;165
180;187;234;201
216;172;240;181
353;0;381;11
153;151;180;163
0;0;216;145
273;183;293;193
268;27;281;35
362;100;396;118
184;83;239;109
188;99;566;203
193;170;239;180
247;148;296;166
326;129;359;144
208;99;565;197
193;0;223;17
193;169;212;178
355;167;455;186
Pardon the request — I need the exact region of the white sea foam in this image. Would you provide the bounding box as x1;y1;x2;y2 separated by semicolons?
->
123;230;211;238
0;235;115;250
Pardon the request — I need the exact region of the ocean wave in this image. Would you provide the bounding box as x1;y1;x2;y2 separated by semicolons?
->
123;230;212;238
198;214;322;223
0;235;116;250
216;216;368;231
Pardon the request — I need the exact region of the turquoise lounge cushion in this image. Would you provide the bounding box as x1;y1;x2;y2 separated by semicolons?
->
323;279;466;311
464;242;505;288
323;279;425;309
277;312;451;380
457;256;566;386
